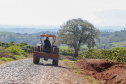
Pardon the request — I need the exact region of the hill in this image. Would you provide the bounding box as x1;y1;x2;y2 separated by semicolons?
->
95;26;126;31
97;29;126;49
0;25;126;34
0;26;126;48
0;25;59;34
0;31;57;45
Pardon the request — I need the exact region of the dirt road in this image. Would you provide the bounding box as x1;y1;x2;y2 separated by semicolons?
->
0;58;84;84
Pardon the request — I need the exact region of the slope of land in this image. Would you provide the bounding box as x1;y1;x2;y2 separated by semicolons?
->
76;59;126;84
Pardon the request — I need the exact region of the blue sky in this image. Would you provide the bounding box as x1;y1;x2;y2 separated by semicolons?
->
0;0;126;26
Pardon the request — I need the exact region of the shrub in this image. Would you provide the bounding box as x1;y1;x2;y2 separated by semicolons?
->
77;49;103;59
0;57;8;61
0;42;34;62
0;47;8;58
77;47;126;63
5;45;26;56
101;47;126;62
60;49;74;56
6;58;14;61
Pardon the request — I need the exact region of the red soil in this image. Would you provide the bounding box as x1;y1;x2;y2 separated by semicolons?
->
76;59;126;84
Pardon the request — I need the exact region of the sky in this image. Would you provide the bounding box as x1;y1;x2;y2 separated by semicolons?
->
0;0;126;26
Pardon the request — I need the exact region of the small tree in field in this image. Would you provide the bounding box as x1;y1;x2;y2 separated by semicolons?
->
57;18;100;57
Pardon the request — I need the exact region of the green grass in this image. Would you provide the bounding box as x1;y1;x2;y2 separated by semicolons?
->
0;57;14;63
62;59;70;61
81;45;88;48
59;45;69;49
0;57;8;61
0;55;32;64
87;76;100;84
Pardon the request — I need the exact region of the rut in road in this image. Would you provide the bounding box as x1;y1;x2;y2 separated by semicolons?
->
0;58;85;84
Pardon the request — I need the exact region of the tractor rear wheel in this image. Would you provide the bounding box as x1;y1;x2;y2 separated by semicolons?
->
33;46;40;64
33;57;40;64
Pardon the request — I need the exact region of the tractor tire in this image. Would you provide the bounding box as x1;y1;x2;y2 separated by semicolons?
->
52;60;58;66
33;57;40;64
52;48;59;66
33;46;40;64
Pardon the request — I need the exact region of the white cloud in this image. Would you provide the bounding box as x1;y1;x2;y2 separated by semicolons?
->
95;10;126;26
0;0;126;26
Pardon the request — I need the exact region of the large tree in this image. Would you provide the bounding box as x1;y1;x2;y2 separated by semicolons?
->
57;18;100;57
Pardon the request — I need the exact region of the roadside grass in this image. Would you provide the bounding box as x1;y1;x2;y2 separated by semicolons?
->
0;57;14;64
87;76;101;84
62;59;70;61
0;45;33;64
63;59;100;84
0;53;33;64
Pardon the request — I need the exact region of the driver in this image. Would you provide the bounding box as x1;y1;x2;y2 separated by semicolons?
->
44;37;51;48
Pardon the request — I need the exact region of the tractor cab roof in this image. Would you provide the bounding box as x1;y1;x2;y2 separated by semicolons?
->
40;34;56;38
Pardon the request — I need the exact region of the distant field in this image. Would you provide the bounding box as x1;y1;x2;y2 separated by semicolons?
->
111;41;126;47
59;42;126;50
59;45;69;49
59;45;88;49
0;32;16;35
81;45;88;48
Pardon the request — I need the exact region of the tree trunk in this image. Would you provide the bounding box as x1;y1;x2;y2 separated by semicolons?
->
74;48;79;57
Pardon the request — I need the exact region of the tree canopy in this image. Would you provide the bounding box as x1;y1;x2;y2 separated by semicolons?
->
57;18;100;57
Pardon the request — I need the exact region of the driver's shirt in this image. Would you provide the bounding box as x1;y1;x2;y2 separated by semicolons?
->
44;39;51;48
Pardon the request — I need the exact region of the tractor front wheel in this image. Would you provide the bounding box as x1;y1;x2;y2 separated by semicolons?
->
52;60;58;66
33;57;40;64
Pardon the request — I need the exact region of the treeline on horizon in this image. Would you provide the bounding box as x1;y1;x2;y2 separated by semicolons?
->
0;29;126;49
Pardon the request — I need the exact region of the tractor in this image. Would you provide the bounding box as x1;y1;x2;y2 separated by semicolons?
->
33;34;59;66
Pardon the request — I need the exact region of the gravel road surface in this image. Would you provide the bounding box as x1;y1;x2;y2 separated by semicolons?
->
0;58;84;84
